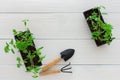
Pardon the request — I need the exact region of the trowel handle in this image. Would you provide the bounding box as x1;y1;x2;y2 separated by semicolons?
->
42;57;61;71
40;70;60;76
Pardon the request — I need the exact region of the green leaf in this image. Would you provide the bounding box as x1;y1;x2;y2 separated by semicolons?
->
9;39;14;45
11;49;15;54
26;66;33;72
17;57;21;62
36;47;43;55
102;12;108;15
27;52;35;64
13;29;17;35
96;5;105;10
4;42;10;53
32;75;38;78
17;64;22;68
38;55;45;63
9;39;16;48
22;19;29;26
23;49;28;53
33;66;40;73
16;57;22;68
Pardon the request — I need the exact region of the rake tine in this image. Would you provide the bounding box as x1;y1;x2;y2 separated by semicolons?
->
62;67;72;70
61;62;71;70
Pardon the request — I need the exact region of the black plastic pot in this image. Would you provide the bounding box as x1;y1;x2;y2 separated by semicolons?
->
14;30;42;70
83;8;106;46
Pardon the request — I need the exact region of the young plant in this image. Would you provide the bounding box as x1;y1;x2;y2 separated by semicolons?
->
84;6;115;46
4;19;45;78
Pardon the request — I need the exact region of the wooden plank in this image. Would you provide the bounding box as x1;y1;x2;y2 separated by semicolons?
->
0;13;119;39
0;64;73;80
72;65;120;80
1;40;120;64
0;0;119;13
0;65;120;80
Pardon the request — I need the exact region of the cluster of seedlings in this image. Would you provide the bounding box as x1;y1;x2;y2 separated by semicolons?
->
84;6;115;46
4;19;45;78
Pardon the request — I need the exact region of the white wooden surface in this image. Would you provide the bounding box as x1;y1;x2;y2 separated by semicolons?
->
0;0;120;80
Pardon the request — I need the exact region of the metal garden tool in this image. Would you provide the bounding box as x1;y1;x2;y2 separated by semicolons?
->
40;62;72;76
41;49;75;72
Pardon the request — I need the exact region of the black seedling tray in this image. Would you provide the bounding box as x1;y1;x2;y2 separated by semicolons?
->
83;8;106;46
14;31;42;70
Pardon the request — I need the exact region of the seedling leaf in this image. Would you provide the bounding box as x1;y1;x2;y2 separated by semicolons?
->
4;43;10;53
